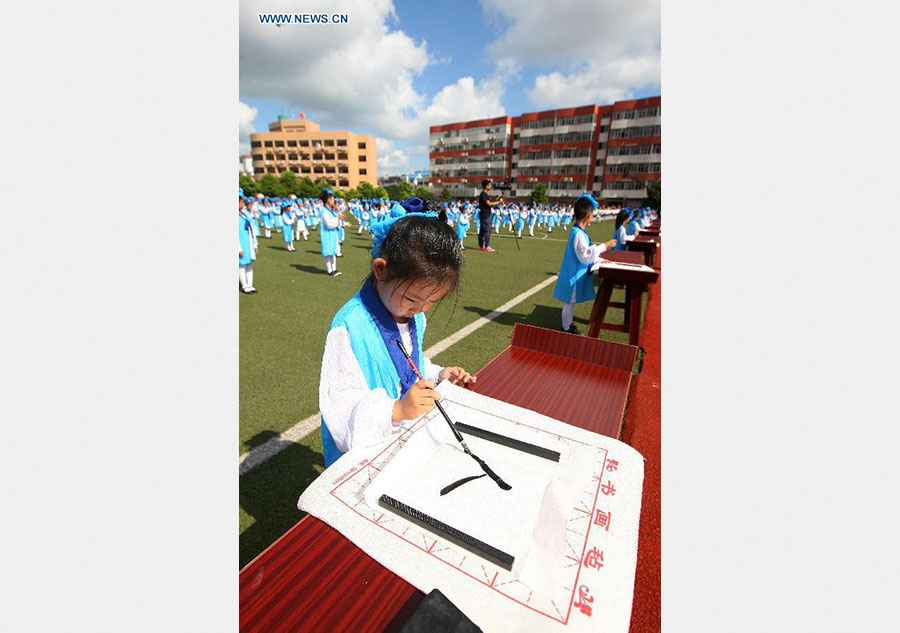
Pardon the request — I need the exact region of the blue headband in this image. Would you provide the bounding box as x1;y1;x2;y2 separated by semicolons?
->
400;196;425;214
371;210;439;259
578;192;598;210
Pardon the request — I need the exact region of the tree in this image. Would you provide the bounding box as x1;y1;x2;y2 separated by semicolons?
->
314;179;332;194
645;180;661;210
257;173;286;197
296;176;318;198
357;181;376;199
280;170;301;196
239;173;257;196
373;186;389;200
414;185;433;199
397;180;414;200
344;188;361;199
530;182;548;205
440;188;452;202
384;184;402;201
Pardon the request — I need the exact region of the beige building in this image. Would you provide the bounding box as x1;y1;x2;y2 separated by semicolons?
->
249;117;376;189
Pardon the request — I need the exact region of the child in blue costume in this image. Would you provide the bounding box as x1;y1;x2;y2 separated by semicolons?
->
257;195;272;238
358;207;370;234
515;208;525;238
318;197;477;467
552;194;617;334
456;209;470;249
626;209;642;237
319;189;343;276
335;203;351;257
613;209;636;250
293;199;309;241
238;196;258;294
247;197;261;237
280;202;296;251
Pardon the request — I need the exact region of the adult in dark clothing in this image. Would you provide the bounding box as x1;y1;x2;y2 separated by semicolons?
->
477;179;503;252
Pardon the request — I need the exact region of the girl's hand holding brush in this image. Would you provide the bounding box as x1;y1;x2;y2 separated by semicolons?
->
392;380;441;423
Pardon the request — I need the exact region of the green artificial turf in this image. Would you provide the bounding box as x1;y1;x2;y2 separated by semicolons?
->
239;218;647;567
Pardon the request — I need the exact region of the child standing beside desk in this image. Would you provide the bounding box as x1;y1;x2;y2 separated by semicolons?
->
613;209;636;251
552;193;617;335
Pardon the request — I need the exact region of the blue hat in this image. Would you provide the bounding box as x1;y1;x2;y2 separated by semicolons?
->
400;196;425;214
371;206;439;259
578;192;599;210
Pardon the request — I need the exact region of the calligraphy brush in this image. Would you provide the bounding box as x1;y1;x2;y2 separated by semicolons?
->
393;339;512;491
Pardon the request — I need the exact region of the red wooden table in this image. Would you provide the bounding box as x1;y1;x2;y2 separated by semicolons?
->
240;324;639;632
626;237;659;269
602;250;643;265
587;259;659;347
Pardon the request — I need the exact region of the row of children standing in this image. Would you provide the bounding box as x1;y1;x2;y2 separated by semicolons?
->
239;184;654;292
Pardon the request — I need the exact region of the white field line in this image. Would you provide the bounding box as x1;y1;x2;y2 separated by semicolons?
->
423;274;557;358
239;274;559;474
239;412;322;475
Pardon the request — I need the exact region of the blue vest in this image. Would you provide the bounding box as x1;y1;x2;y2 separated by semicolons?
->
614;224;628;250
320;209;339;256
552;226;595;304
321;280;426;467
239;213;255;266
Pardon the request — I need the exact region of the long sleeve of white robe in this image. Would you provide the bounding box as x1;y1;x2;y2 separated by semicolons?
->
321;210;340;229
618;226;635;243
319;316;443;453
573;231;608;265
567;232;608;303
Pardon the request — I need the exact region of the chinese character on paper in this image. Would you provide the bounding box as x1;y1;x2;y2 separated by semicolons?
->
584;547;605;569
606;459;619;472
573;585;594;616
593;509;612;531
601;481;616;496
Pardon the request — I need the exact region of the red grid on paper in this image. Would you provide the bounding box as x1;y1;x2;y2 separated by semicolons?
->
328;400;610;626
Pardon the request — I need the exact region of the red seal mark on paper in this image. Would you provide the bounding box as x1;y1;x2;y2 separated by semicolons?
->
573;585;594;616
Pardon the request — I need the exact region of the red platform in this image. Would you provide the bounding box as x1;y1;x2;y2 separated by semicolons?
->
240;324;640;632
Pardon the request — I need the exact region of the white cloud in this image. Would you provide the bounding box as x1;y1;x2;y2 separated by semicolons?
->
481;0;660;108
376;137;411;174
239;101;258;155
240;0;508;144
483;0;659;64
528;55;661;108
413;76;506;130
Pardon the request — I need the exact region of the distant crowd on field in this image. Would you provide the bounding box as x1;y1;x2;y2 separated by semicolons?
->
237;184;656;296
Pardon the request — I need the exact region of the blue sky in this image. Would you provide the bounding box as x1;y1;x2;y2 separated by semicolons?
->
239;0;660;175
